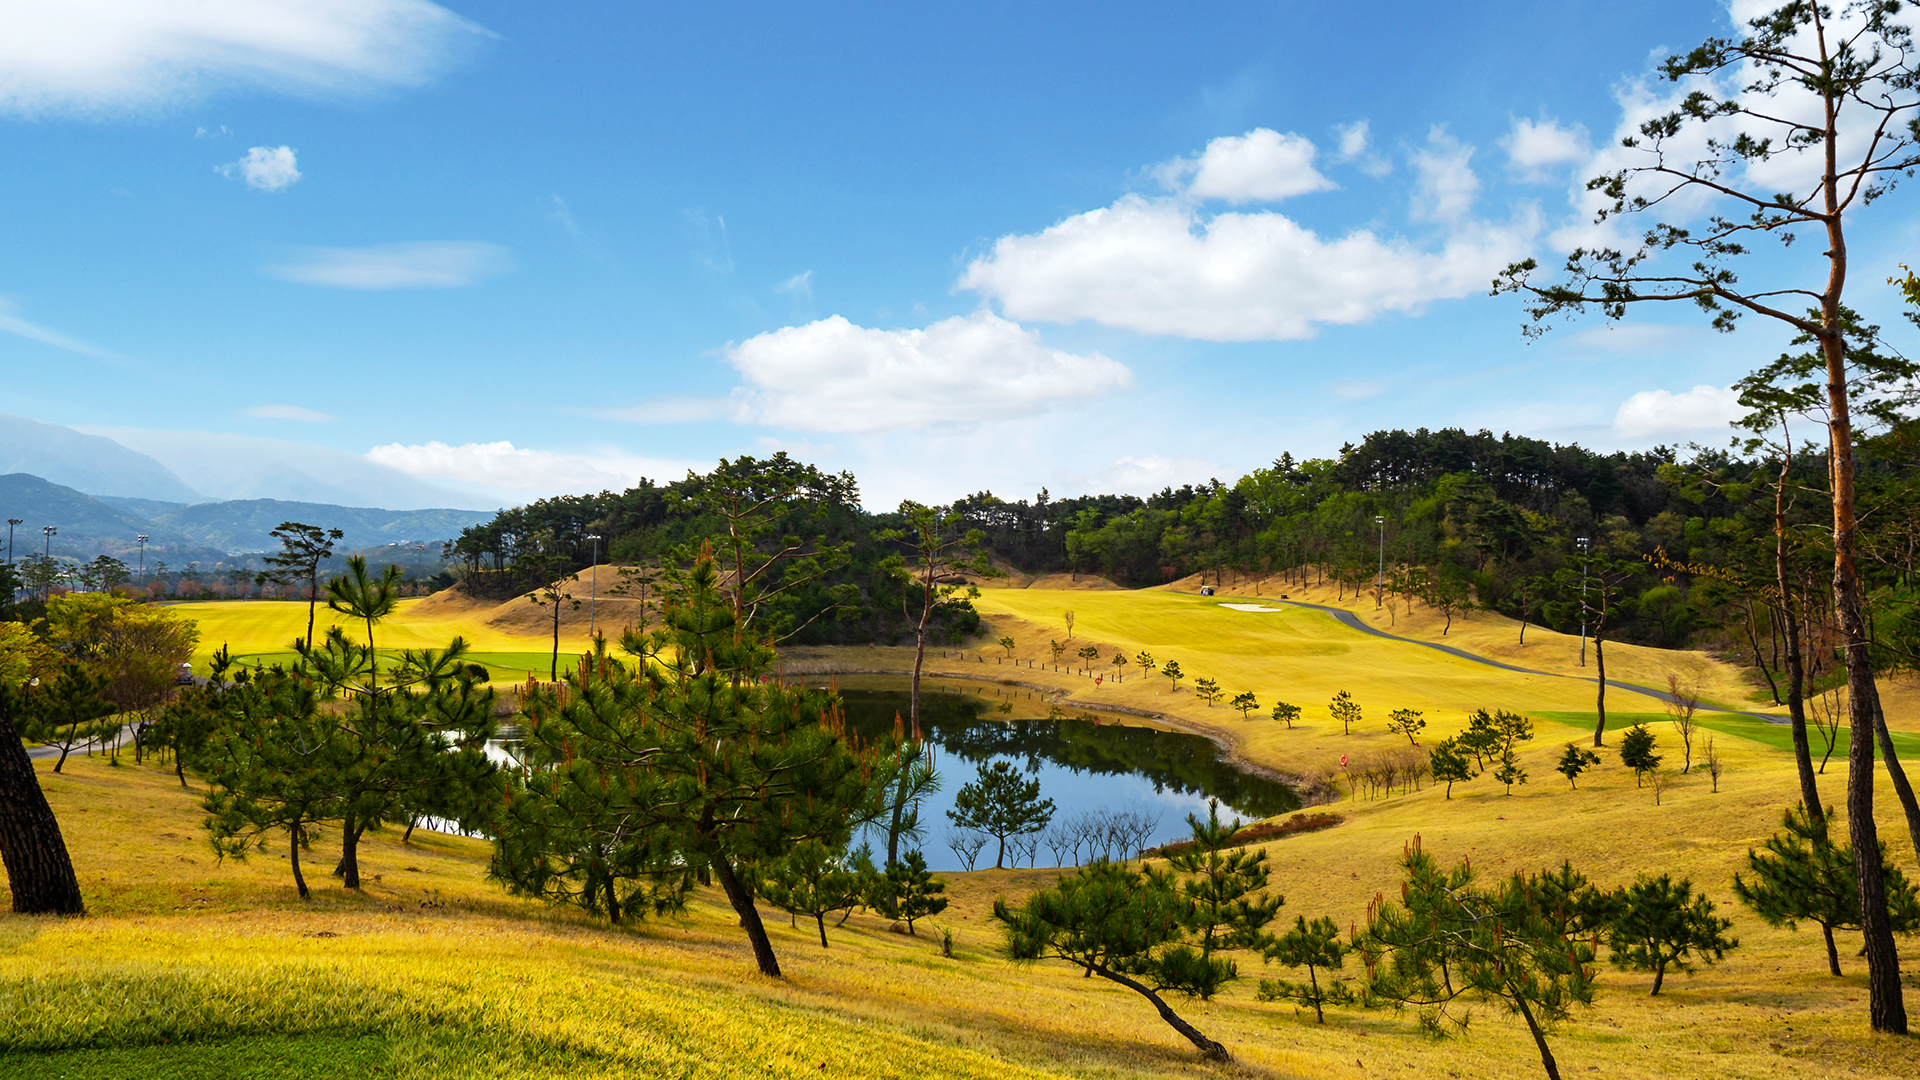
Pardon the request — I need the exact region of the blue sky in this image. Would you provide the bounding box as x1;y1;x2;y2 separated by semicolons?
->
3;1;1917;510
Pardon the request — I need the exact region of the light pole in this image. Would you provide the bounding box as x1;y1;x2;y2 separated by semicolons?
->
42;525;56;601
1576;536;1590;668
1374;516;1386;609
136;534;149;578
585;534;602;639
6;519;19;567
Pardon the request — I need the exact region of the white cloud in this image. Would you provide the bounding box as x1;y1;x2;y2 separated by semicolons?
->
775;270;813;301
723;311;1132;433
957;193;1536;341
1330;380;1387;400
1613;385;1742;438
1409;127;1480;223
0;0;487;118
1557;323;1710;353
1083;454;1218;495
1155;128;1335;204
1333;119;1390;177
584;396;733;424
366;440;694;495
0;299;115;358
242;403;335;422
1335;121;1369;160
264;241;510;289
1501;117;1589;180
219;145;300;190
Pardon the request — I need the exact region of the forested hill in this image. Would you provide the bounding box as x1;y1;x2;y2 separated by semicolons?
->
444;427;1918;693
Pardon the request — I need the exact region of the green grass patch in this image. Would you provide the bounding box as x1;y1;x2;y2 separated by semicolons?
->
1533;709;1920;759
4;1033;391;1080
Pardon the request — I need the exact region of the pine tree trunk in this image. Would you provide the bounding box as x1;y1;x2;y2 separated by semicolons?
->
1824;291;1909;1032
335;814;362;890
710;850;782;978
0;705;85;915
1777;478;1822;820
1510;988;1561;1080
1590;633;1607;747
1822;923;1840;977
1872;699;1920;863
290;823;310;901
1092;964;1230;1062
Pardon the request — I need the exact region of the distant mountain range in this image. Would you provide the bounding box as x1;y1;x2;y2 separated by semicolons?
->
1;473;493;565
1;412;484;509
0;414;202;503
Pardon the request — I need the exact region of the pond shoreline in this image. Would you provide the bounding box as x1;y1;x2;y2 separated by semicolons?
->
781;665;1325;808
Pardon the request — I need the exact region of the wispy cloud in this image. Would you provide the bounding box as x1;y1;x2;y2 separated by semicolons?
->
0;0;490;118
218;145;300;191
366;440;696;495
264;241;511;289
0;299;116;359
242;403;336;422
775;270;813;302
583;396;734;424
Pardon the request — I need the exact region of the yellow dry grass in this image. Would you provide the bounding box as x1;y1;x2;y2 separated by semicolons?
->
7;585;1919;1077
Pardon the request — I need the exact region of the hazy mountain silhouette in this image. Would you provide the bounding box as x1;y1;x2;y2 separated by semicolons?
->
0;414;202;502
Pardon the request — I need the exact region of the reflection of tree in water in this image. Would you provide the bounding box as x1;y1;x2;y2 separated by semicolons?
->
840;690;1298;820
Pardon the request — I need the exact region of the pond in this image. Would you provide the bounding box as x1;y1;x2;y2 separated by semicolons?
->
835;678;1299;872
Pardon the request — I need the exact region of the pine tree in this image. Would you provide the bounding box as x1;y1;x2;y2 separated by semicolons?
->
1619;725;1661;787
1603;874;1737;995
995;860;1237;1061
1270;701;1301;729
1387;708;1426;745
759;840;861;947
1732;803;1920;976
1429;738;1475;799
947;761;1054;870
1556;744;1601;789
1259;915;1350;1022
885;850;949;935
1359;840;1603;1080
1494;748;1528;795
1162;800;1284;958
1329;691;1361;735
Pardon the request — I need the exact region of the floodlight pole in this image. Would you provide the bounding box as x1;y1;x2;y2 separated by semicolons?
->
1576;536;1590;668
42;525;56;600
6;519;19;567
1374;516;1386;609
137;534;149;577
585;534;602;639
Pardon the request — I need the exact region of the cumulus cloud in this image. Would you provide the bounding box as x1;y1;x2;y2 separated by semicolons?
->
1084;454;1219;495
1409;127;1480;223
366;441;696;495
0;0;488;118
1613;385;1742;438
242;403;335;422
957;193;1535;342
723;311;1132;433
219;145;300;190
264;241;510;289
1502;117;1589;181
1155;128;1335;203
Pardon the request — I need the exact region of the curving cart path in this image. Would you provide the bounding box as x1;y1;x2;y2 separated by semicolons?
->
1235;596;1787;725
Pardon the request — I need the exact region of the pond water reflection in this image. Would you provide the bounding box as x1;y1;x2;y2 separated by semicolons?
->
839;685;1299;872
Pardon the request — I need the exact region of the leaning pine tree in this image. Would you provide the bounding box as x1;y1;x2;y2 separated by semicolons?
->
493;553;894;979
